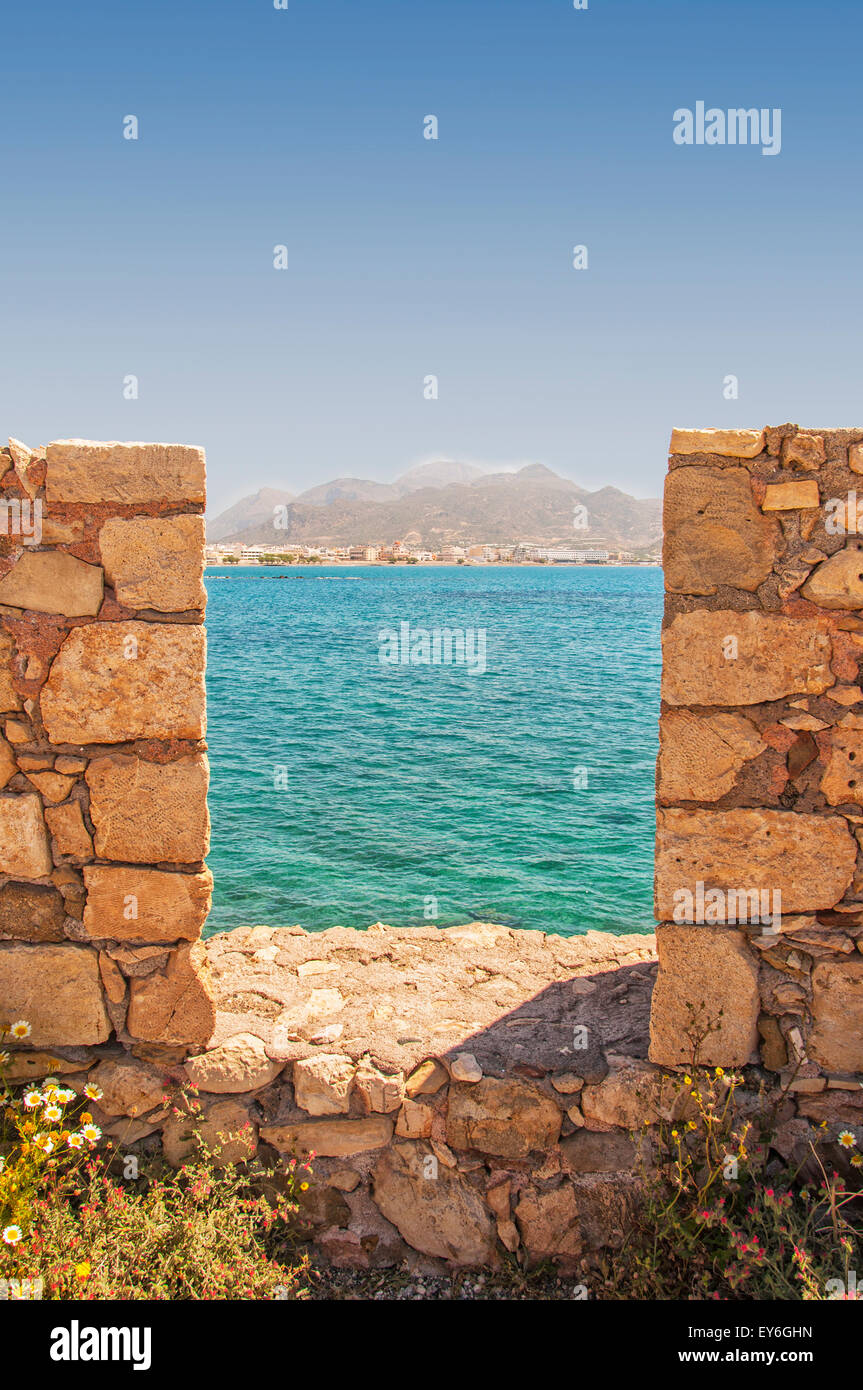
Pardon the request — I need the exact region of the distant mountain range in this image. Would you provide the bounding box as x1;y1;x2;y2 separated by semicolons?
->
206;460;662;553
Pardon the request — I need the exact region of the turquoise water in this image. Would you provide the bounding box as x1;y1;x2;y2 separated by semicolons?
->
204;565;662;938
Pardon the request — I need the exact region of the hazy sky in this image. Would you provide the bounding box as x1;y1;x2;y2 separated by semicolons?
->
2;0;861;515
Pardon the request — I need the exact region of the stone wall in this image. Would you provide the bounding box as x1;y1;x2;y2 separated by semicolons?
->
0;438;215;1075
4;430;863;1274
652;424;863;1094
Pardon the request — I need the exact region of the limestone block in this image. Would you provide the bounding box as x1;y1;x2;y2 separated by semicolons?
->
821;731;863;807
648;925;760;1067
26;771;76;803
0;734;16;788
0;552;103;617
85;755;209;863
405;1058;449;1096
580;1055;668;1130
183;1033;283;1094
90;1056;168;1118
0;943;110;1046
41;622;205;744
445;1076;561;1159
260;1116;393;1158
82;866;212;940
0;792;53;878
781;433;826;469
514;1183;583;1262
126;942;216;1045
801;549;863;610
670;428;765;458
293;1053;356;1115
44;801;93;860
371;1142;496;1265
353;1059;404;1113
46;440;205;506
663;467;779;594
99;515;206;612
762;480;820;511
809;959;863;1072
655;808;857;916
0;882;65;940
661;610;833;706
658;710;765;803
0;632;22;712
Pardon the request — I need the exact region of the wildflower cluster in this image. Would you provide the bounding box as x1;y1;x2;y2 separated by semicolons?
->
608;1064;863;1301
0;1025;313;1299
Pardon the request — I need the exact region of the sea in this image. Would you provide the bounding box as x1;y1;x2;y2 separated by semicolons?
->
204;564;662;938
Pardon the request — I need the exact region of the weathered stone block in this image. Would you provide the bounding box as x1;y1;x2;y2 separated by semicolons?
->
514;1182;583;1262
655;808;857;916
809;959;863;1073
292;1053;356;1114
183;1033;283;1094
801;549;863;610
0;792;53;878
658;710;765;803
0;882;66;940
0;632;22;712
782;433;825;469
821;731;863;807
661;610;833;706
126;942;216;1045
663;467;779;594
445;1076;561;1159
85;755;209;863
649;925;760;1067
371;1142;496;1265
0;943;110;1045
41;623;205;744
260;1116;394;1158
670;428;765;458
580;1055;668;1131
0;734;15;788
46;440;205;506
761;480;820;511
82;866;212;940
89;1056;169;1118
44;801;94;860
99;515;206;612
0;552;103;617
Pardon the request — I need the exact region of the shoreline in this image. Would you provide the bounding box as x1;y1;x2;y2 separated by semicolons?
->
205;560;662;570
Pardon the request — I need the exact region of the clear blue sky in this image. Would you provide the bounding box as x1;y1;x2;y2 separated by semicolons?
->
1;0;860;514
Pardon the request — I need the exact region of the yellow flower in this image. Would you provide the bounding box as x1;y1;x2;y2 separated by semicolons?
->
9;1021;31;1039
75;1261;91;1281
714;1067;725;1078
81;1124;101;1145
2;1225;22;1245
851;1155;863;1168
80;1112;93;1125
83;1083;103;1102
56;1088;76;1105
67;1133;84;1150
687;1120;697;1131
43;1104;62;1123
22;1089;42;1110
300;1182;309;1191
683;1075;692;1086
838;1130;857;1149
34;1133;55;1154
0;1050;9;1066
